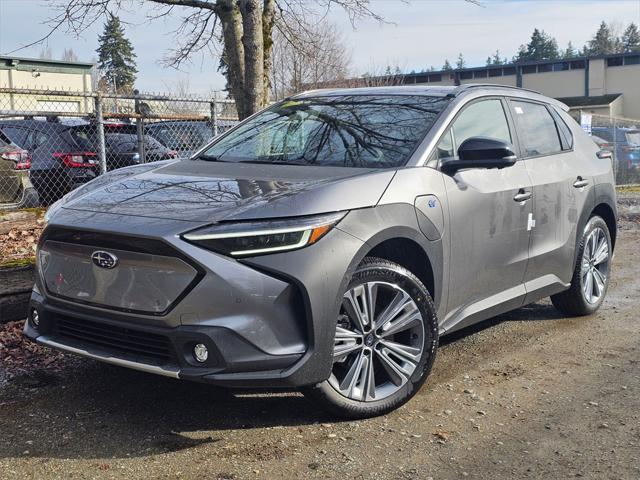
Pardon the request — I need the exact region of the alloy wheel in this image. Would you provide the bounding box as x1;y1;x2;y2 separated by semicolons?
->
581;226;610;304
329;281;425;402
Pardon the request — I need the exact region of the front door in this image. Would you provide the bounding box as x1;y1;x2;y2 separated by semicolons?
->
435;98;533;332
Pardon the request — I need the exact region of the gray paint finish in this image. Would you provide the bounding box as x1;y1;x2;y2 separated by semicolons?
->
24;84;617;388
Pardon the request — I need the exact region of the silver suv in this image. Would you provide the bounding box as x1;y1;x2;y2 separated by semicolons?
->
25;85;617;418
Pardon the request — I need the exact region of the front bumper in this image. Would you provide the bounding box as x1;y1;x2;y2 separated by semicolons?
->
25;210;367;388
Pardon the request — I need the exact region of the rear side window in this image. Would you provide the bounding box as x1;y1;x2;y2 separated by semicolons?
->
510;100;562;157
550;108;574;150
0;126;28;147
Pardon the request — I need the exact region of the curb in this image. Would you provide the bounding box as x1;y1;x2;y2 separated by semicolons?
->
0;264;34;324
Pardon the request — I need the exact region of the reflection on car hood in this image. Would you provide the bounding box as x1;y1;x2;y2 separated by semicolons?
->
61;159;397;222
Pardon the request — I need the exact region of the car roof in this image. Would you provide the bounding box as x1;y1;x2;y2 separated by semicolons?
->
0;119;70;131
292;84;569;111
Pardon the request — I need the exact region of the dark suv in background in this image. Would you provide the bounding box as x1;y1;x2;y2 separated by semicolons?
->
0;120;98;204
0;129;39;208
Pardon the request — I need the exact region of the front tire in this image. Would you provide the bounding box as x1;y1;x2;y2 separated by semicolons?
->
551;215;612;316
303;257;439;419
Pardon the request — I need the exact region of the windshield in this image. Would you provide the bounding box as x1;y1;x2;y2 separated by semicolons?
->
200;95;450;168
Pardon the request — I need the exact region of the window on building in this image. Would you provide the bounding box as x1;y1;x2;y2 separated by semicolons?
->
428;73;442;82
552;62;570;72
624;55;640;66
607;56;624;67
522;65;537;74
570;60;586;69
488;68;502;77
503;66;517;75
459;71;473;80
510;100;562;157
473;70;488;78
537;63;553;73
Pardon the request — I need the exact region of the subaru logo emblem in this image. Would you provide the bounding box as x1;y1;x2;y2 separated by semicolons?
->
91;251;118;269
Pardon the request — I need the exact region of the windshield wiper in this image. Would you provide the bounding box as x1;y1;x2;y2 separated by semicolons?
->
196;153;224;162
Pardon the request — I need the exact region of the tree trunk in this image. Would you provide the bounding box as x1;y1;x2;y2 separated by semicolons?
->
218;0;246;119
261;0;277;103
238;0;264;119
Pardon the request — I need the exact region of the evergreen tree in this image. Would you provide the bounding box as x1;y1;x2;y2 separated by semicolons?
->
586;21;619;55
489;49;505;65
486;56;492;66
455;53;466;69
442;59;453;71
564;41;577;58
621;23;640;52
96;14;137;93
516;28;560;61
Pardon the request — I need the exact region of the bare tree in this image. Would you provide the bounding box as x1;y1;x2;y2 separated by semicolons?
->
61;47;79;62
29;0;384;119
39;46;53;60
270;18;351;100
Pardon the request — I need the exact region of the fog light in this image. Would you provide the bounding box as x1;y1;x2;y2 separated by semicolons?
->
193;343;208;363
31;309;40;327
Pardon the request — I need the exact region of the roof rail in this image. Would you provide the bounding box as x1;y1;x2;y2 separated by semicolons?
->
450;84;541;96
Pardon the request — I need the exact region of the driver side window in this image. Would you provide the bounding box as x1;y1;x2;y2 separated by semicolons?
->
434;99;512;161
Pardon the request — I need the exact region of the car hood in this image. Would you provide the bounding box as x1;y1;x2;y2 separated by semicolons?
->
60;159;397;222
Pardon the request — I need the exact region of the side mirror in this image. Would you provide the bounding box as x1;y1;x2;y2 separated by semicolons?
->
441;137;517;175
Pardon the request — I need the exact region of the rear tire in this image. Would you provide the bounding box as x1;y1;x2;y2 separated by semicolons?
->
551;215;612;316
302;257;439;419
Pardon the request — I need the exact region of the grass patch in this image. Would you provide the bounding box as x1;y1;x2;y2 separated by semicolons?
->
617;185;640;194
0;257;36;269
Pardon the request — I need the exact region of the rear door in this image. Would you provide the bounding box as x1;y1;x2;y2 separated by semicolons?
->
508;99;592;301
436;97;534;331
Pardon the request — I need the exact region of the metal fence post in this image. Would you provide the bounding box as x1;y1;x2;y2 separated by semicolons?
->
612;116;618;184
134;90;146;163
210;92;218;137
94;93;107;175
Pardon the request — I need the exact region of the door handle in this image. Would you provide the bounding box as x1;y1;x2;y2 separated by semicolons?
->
513;190;532;203
573;177;589;189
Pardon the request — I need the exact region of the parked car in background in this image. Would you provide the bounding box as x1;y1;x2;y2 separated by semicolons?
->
145;120;236;157
591;126;640;171
27;85;617;418
0;129;39;208
145;120;214;157
72;123;179;169
0;120;98;205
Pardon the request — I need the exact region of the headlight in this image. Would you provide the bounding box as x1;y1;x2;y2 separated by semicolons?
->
182;211;346;257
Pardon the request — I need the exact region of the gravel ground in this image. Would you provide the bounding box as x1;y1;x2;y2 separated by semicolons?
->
1;205;639;479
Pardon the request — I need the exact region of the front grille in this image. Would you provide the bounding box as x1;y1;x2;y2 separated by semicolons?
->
53;314;174;362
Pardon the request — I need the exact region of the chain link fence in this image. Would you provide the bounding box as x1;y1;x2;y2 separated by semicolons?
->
0;87;238;208
584;112;640;186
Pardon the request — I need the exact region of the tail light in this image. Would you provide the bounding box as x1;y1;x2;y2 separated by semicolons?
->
168;150;179;158
53;152;98;168
622;146;640;152
1;150;32;170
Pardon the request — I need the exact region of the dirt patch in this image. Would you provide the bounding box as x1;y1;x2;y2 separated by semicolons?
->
0;209;44;267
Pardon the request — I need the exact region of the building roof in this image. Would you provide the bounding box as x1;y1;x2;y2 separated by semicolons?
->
557;93;622;108
0;55;94;74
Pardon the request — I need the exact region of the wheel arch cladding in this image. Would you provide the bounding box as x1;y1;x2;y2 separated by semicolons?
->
338;205;443;310
592;202;617;251
366;238;435;300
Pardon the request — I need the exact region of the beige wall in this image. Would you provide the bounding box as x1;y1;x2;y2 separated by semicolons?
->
522;69;584;98
0;67;93;114
605;65;640;119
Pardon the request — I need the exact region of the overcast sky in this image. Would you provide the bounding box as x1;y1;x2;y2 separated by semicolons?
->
1;0;639;94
